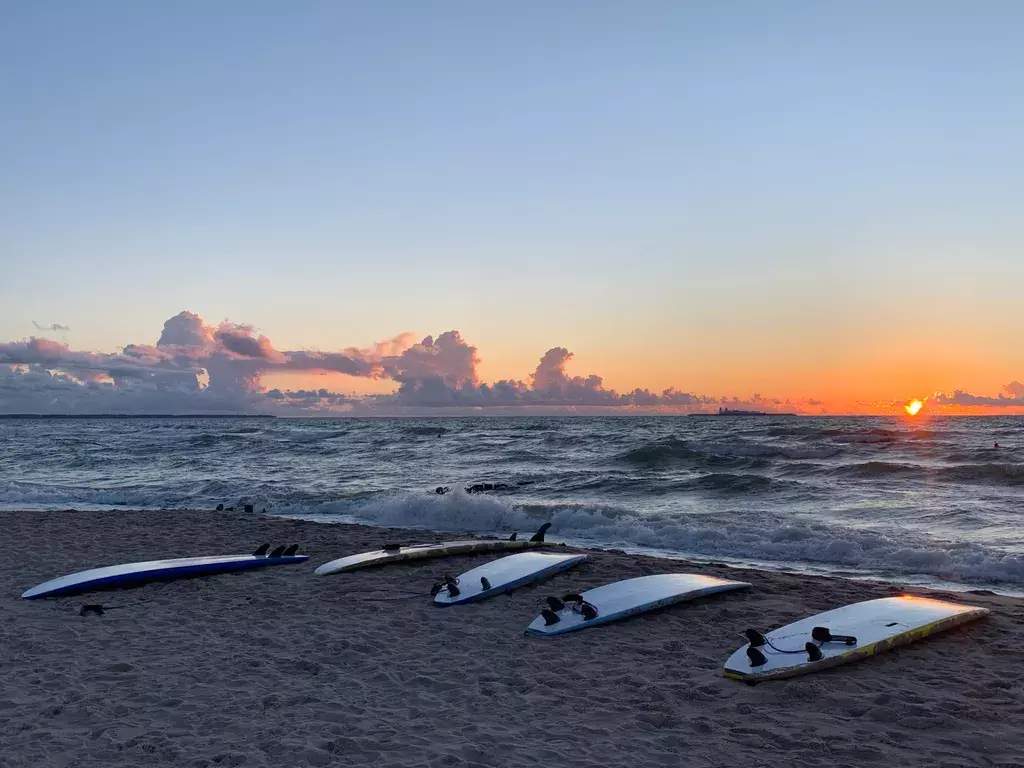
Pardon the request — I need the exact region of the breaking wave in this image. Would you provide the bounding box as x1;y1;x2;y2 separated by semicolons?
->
283;491;1024;588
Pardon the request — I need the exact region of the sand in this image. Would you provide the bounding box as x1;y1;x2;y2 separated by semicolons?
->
2;510;1022;768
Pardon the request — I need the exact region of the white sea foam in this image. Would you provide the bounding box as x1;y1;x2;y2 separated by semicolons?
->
279;491;1024;588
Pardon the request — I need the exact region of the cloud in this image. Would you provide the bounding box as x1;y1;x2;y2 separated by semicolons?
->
928;383;1024;408
155;310;215;350
2;309;818;415
1004;381;1024;398
213;324;284;362
381;338;759;411
32;321;70;332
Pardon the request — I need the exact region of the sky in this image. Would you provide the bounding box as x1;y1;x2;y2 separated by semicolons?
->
1;1;1022;415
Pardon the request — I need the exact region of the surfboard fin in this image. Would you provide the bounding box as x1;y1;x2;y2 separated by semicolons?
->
529;523;552;543
744;629;768;647
541;609;561;626
282;544;299;556
805;642;823;662
480;577;491;590
746;647;767;667
268;545;286;557
811;626;857;646
509;532;518;541
431;574;461;597
546;596;565;612
579;602;598;621
253;543;270;556
383;543;402;552
561;593;582;603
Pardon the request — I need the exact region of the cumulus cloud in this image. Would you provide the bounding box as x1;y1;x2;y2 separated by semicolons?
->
1004;381;1024;398
214;324;284;362
1;309;816;415
928;382;1024;408
32;321;70;332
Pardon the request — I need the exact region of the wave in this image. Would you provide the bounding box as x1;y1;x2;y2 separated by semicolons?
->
555;471;796;496
281;428;350;444
680;473;779;494
833;461;1024;485
282;492;1024;587
619;438;840;467
402;424;449;436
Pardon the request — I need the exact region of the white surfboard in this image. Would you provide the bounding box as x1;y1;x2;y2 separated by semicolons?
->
433;552;587;606
525;573;751;637
723;595;990;682
314;523;552;575
22;546;308;600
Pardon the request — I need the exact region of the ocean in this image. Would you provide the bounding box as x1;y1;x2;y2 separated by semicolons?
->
2;415;1021;594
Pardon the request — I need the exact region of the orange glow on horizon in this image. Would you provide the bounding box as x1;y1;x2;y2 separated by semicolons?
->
904;400;924;416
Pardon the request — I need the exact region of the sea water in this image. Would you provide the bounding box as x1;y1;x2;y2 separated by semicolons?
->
2;415;1021;594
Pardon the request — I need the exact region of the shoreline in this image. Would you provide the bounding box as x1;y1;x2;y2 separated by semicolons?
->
7;504;1023;598
4;509;1023;767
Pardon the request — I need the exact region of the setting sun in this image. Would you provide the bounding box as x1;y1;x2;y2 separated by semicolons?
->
904;399;924;416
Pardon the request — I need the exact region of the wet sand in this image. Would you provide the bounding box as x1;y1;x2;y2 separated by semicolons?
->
2;509;1022;767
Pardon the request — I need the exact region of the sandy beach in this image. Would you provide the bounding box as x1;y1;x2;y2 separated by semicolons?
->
3;510;1022;768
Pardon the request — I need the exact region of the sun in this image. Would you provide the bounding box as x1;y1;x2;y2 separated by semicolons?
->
904;399;923;416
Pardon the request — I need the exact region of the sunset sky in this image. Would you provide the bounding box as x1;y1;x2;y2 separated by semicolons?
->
2;2;1022;414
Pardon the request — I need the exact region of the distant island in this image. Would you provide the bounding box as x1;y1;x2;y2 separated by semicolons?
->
691;408;797;417
0;414;276;419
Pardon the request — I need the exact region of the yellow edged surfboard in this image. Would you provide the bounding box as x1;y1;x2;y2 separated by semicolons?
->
315;523;552;575
723;595;989;682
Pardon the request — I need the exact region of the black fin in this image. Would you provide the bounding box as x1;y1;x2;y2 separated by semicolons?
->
744;629;767;648
282;544;299;556
541;609;560;626
580;602;598;621
805;642;823;662
509;532;518;541
546;596;565;612
480;576;491;590
561;593;583;602
268;545;286;557
253;543;270;556
747;647;767;667
432;574;461;597
529;522;552;543
383;543;402;552
811;626;857;645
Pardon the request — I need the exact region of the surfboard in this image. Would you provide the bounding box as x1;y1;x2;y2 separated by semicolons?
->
525;573;751;637
723;595;990;682
314;523;553;575
433;551;587;606
22;544;309;599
